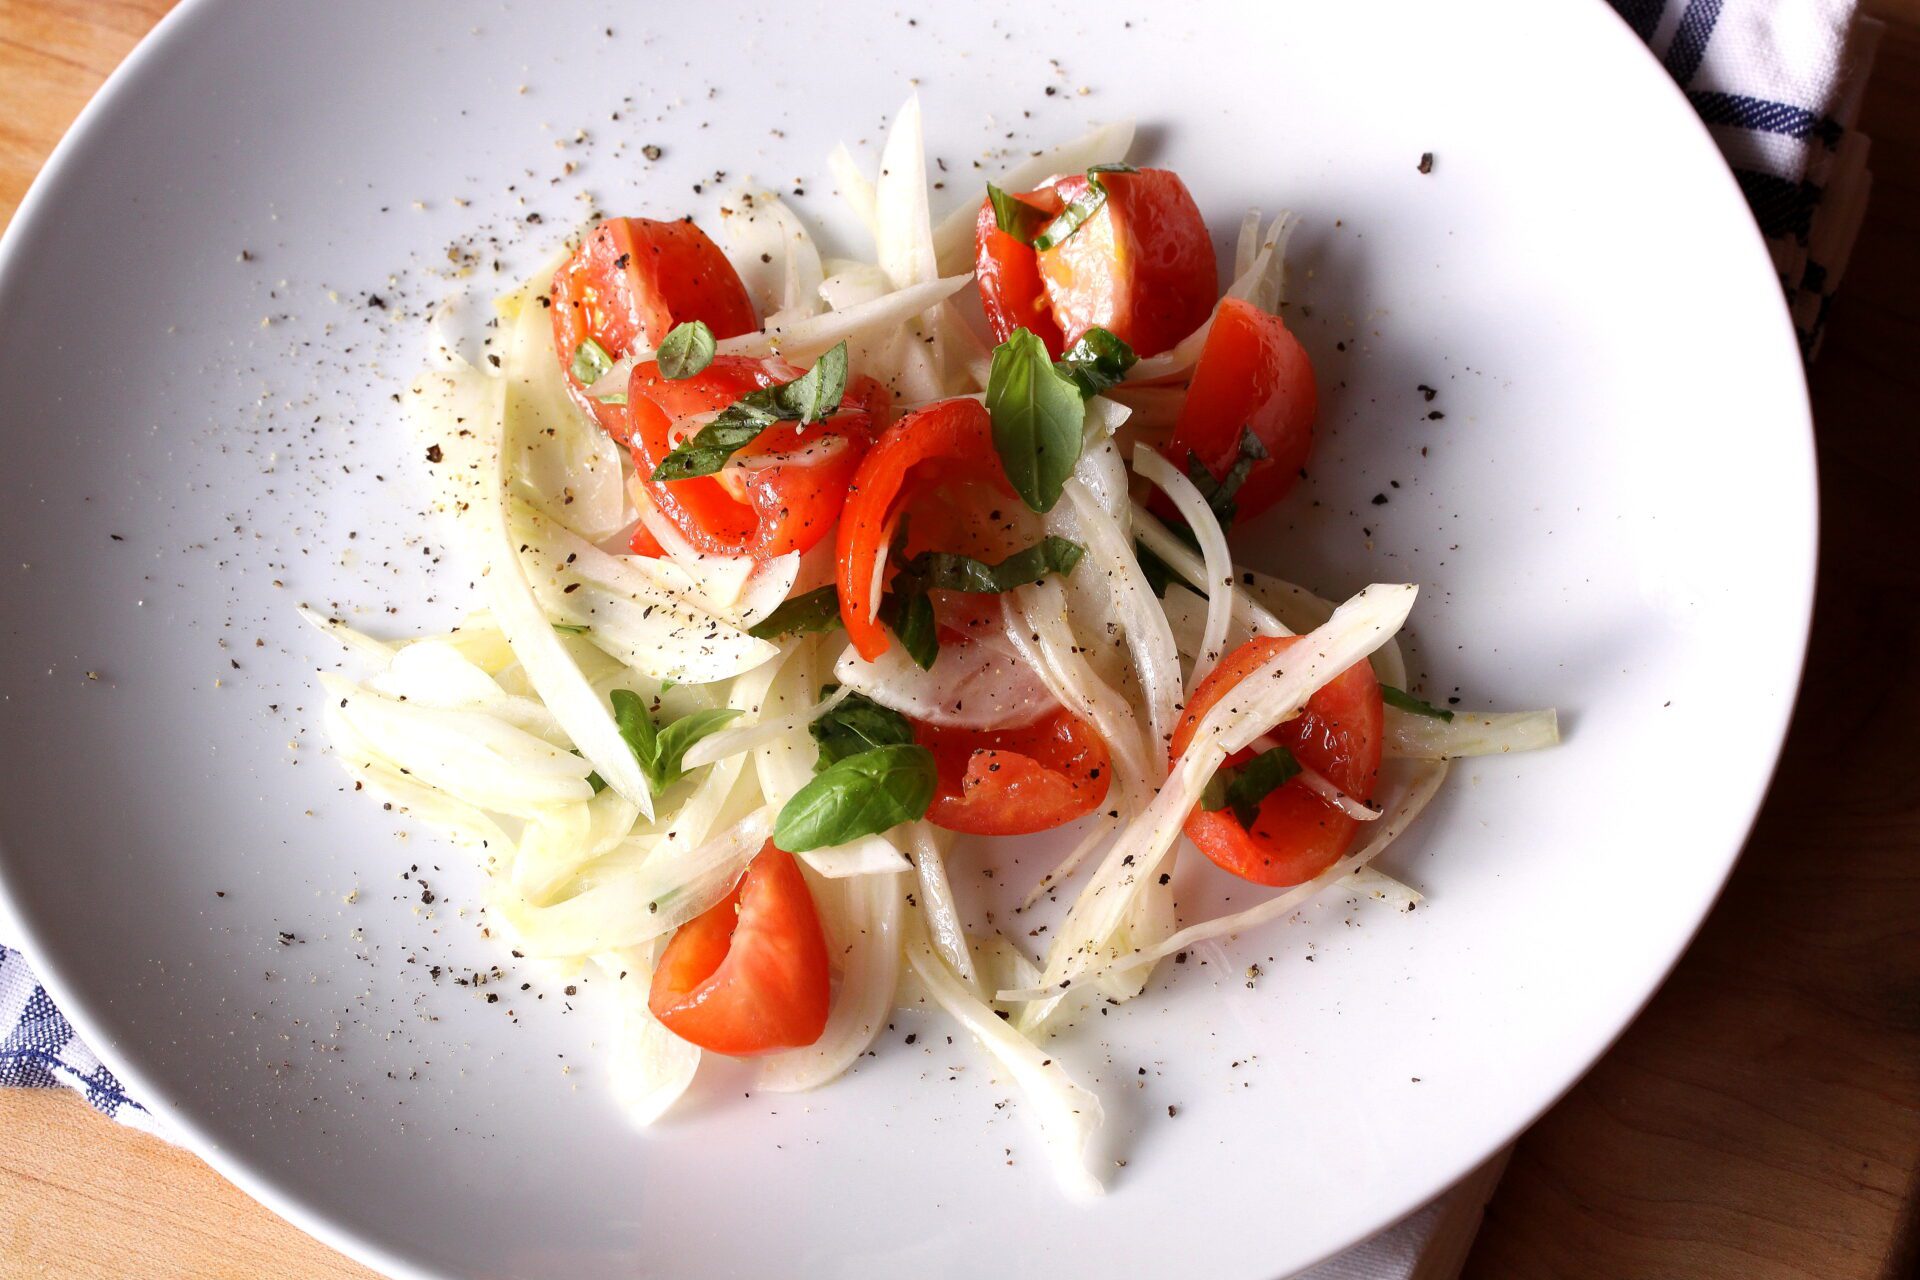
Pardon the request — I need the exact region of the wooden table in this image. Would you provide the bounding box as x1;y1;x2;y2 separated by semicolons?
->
2;3;1916;1277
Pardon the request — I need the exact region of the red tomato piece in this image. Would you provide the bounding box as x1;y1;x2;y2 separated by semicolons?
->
648;841;831;1057
627;356;887;560
1035;169;1217;358
974;186;1068;356
549;217;758;441
1165;297;1318;522
917;708;1111;836
1169;635;1383;887
834;398;1018;661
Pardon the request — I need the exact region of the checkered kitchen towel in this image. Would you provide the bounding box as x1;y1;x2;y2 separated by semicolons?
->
0;944;159;1136
0;0;1884;1273
1611;0;1881;356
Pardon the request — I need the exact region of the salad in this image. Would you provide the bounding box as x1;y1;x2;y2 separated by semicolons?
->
311;97;1556;1196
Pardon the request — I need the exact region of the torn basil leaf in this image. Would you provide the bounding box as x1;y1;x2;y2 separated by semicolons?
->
773;743;937;853
891;536;1085;597
879;590;940;671
809;686;917;772
748;586;843;640
985;327;1085;513
987;183;1053;246
1054;326;1137;398
570;337;615;387
656;319;716;380
609;688;742;793
1381;685;1456;722
1201;745;1303;828
1032;164;1137;251
651;341;849;481
1184;426;1270;529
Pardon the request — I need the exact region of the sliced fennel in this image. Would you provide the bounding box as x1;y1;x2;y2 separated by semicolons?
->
1385;707;1560;759
904;913;1106;1201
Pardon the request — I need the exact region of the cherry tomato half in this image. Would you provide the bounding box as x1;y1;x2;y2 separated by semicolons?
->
975;186;1068;357
1035;168;1217;359
649;841;831;1057
835;398;1019;661
1164;298;1318;523
917;707;1111;836
1170;635;1383;887
628;356;888;561
550;217;757;439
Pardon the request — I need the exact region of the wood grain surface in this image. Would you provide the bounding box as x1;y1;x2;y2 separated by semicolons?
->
1;3;1917;1279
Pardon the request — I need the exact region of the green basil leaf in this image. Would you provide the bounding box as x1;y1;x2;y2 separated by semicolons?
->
551;621;591;636
609;687;661;781
1182;426;1270;529
773;743;937;852
879;590;939;670
656;320;717;380
577;747;608;795
651;707;744;786
1053;326;1137;399
987;183;1053;245
570;337;616;387
748;586;844;640
809;686;917;771
1032;186;1105;252
650;341;850;482
986;328;1086;512
892;536;1085;597
1381;685;1456;722
1136;539;1181;598
649;400;778;481
1201;745;1302;828
1031;165;1134;251
766;340;848;424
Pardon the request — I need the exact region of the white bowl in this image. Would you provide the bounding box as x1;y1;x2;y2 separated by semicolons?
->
0;1;1813;1277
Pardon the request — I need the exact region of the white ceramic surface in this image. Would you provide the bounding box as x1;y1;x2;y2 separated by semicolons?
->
0;2;1814;1278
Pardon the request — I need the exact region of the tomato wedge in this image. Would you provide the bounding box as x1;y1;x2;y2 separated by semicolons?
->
835;398;1019;660
648;841;831;1057
916;708;1111;836
1170;635;1384;886
549;217;757;439
975;186;1068;356
1034;168;1217;358
628;356;888;560
1164;297;1318;523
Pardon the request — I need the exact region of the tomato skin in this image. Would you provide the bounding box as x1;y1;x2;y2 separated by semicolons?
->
1166;298;1318;522
974;187;1068;357
627;356;884;560
649;842;831;1057
917;708;1111;836
1170;635;1383;887
1035;169;1217;358
835;399;1013;661
549;217;758;440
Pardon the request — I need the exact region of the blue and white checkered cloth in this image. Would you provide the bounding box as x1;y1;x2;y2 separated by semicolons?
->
0;0;1884;1269
0;943;159;1135
1610;0;1881;355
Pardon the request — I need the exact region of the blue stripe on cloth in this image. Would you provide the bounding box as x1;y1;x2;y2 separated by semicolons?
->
1733;169;1823;241
1688;90;1845;147
1663;0;1725;85
0;944;148;1119
1608;0;1666;42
